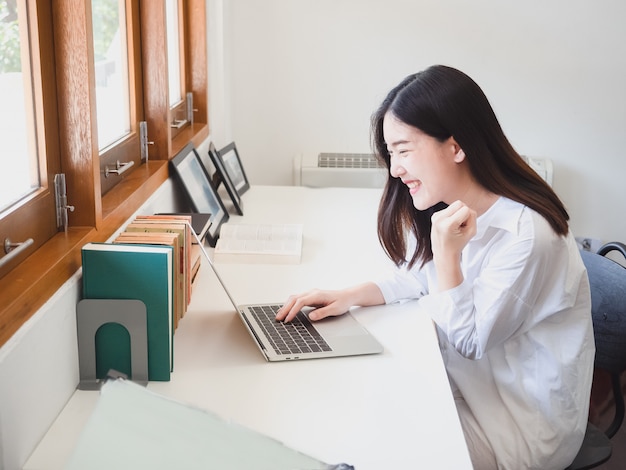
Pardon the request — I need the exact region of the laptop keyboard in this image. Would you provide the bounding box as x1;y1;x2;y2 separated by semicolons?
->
249;305;332;355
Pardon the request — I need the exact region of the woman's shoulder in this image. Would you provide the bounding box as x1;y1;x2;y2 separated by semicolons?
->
485;196;568;256
514;201;576;264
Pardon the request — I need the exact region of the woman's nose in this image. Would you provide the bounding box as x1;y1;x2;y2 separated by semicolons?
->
389;158;404;178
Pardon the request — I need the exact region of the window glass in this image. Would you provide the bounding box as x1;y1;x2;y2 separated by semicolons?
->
166;0;181;107
0;0;40;213
92;0;131;150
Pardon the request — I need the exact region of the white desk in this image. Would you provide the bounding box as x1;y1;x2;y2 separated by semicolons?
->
25;186;472;470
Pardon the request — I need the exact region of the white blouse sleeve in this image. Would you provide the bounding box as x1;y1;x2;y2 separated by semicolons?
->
375;264;429;304
374;233;429;303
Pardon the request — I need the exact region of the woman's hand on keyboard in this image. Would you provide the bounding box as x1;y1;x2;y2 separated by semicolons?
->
276;282;385;323
276;289;351;323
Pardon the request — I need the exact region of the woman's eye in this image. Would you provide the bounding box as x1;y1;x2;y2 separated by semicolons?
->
387;148;408;158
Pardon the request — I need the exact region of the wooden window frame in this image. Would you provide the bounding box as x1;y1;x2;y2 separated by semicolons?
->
0;0;209;348
97;1;145;196
0;1;61;279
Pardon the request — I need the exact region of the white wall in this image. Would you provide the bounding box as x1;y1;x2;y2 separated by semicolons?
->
209;0;626;244
0;274;81;470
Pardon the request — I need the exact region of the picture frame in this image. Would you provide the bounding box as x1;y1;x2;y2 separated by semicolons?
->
217;142;250;196
169;142;230;247
196;143;220;189
207;142;244;216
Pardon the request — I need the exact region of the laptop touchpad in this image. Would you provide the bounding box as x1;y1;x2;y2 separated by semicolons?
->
311;312;367;337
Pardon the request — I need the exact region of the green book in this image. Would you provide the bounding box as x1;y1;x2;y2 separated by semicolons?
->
81;242;174;381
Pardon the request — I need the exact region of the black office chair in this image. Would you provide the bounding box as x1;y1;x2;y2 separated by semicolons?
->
566;241;626;470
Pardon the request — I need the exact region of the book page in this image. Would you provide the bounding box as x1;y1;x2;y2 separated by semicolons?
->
216;224;303;256
65;379;341;470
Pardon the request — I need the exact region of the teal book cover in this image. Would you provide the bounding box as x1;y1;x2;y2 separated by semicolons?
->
81;243;173;381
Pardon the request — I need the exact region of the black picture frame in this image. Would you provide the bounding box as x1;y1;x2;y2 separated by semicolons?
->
207;142;244;216
170;143;229;247
217;142;250;196
197;143;219;189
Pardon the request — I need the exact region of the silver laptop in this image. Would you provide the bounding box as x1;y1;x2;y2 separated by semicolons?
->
191;228;383;361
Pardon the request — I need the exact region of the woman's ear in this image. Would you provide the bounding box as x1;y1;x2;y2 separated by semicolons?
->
450;138;466;163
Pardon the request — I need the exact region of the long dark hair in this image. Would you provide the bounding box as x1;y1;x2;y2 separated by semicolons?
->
371;65;569;268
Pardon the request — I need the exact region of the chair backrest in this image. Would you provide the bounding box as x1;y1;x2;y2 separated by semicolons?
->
580;249;626;375
566;244;626;467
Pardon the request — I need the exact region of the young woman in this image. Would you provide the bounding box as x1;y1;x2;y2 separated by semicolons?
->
276;65;595;469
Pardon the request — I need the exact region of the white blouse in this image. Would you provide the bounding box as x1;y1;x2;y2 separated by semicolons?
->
375;197;595;469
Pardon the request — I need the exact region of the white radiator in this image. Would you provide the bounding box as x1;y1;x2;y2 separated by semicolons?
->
293;153;387;188
522;156;553;186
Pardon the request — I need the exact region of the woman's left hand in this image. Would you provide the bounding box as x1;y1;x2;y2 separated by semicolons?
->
430;200;477;290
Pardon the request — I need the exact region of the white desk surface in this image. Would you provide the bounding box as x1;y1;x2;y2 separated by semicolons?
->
24;185;472;470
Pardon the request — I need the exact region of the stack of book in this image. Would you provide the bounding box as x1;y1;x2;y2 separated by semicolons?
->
80;214;203;382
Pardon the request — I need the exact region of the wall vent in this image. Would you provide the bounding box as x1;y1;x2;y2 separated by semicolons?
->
317;153;381;169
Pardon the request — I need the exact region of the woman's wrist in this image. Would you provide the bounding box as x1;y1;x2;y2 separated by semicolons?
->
433;253;464;291
346;282;385;307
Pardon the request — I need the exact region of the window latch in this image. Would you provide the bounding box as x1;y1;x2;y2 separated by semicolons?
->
0;238;34;269
139;121;154;162
54;174;75;232
170;118;188;129
104;160;134;178
186;92;198;125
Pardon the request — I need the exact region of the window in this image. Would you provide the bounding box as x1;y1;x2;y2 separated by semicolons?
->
166;0;191;141
0;1;38;212
92;0;144;196
0;1;61;278
0;0;209;347
92;0;131;150
166;0;182;107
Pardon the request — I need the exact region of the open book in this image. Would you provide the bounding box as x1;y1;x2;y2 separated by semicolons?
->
65;379;352;470
213;223;303;264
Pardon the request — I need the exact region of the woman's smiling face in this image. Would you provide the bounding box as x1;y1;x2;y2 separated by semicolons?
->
383;112;465;211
